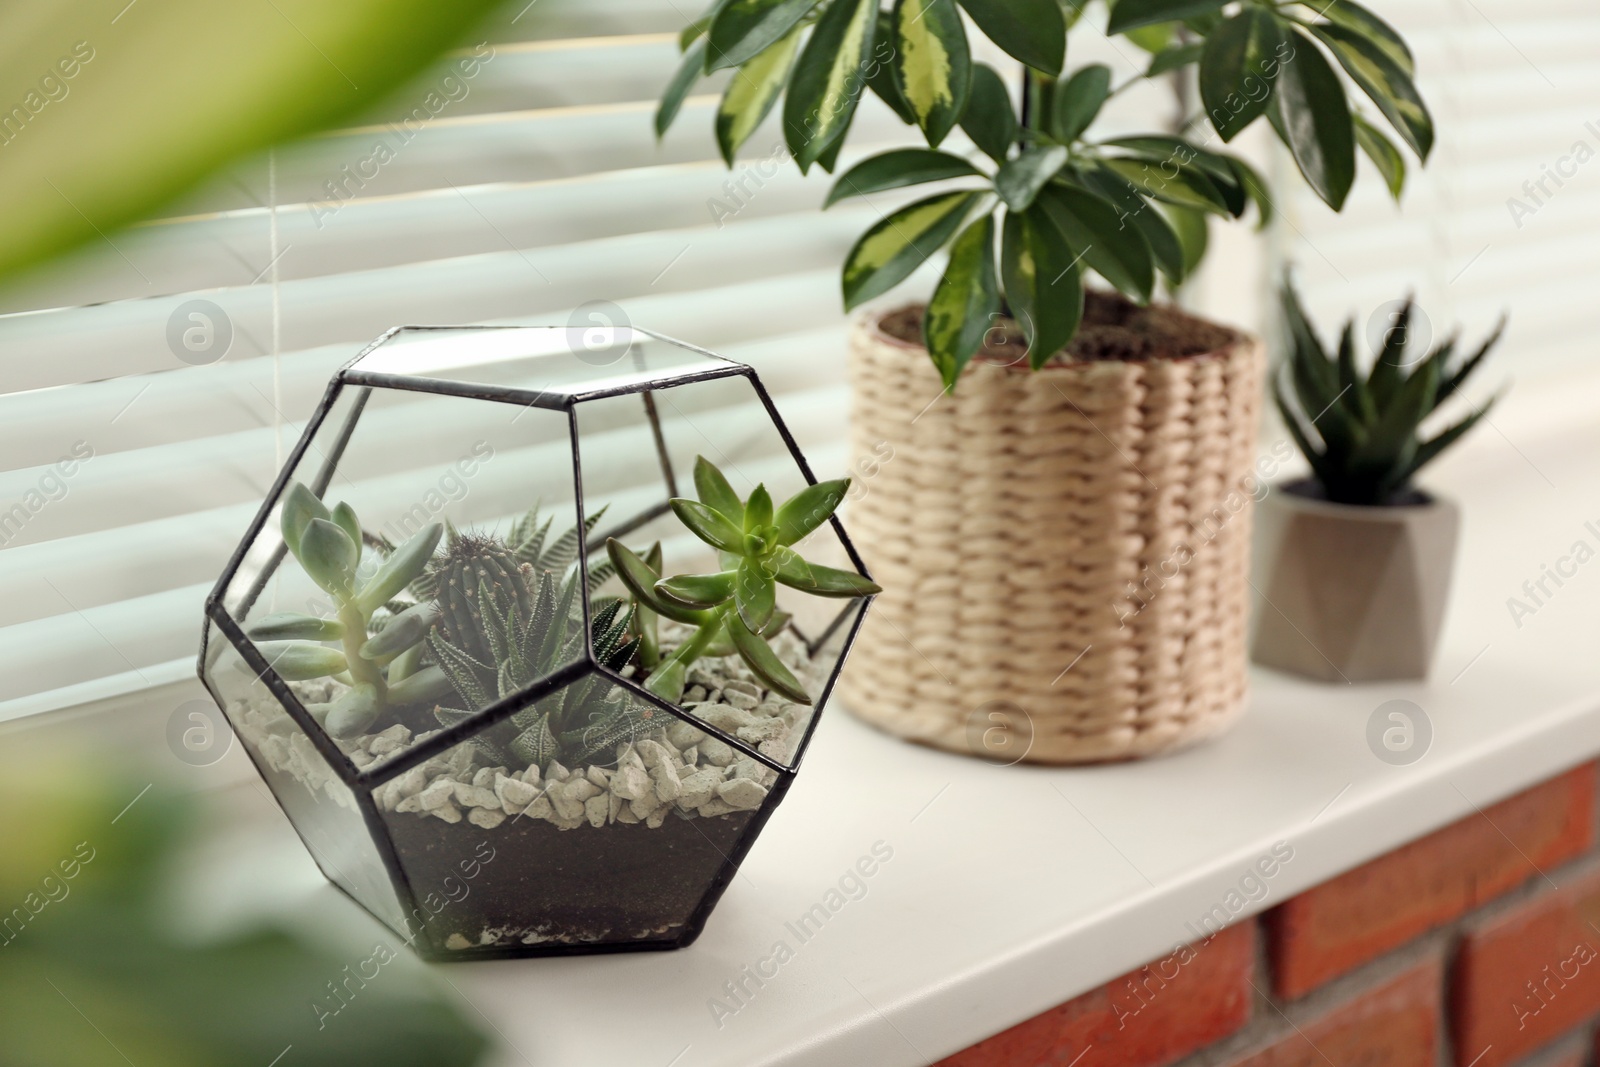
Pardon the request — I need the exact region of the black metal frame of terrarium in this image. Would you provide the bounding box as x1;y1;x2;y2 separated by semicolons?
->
197;325;876;961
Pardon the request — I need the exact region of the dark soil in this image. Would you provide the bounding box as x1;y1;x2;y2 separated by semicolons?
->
384;808;755;952
1282;477;1434;509
877;288;1238;368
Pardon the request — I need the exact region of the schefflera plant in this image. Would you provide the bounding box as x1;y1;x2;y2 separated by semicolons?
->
658;0;1433;388
1275;280;1505;506
607;457;881;704
247;482;452;738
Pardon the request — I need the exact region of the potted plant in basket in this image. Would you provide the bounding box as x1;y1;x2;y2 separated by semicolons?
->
1254;280;1504;681
658;0;1433;762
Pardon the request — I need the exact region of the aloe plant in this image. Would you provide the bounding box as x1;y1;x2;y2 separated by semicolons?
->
249;483;453;739
607;456;881;705
658;0;1433;388
1274;280;1504;506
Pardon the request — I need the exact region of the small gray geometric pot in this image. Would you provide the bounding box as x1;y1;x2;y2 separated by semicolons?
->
1251;480;1460;682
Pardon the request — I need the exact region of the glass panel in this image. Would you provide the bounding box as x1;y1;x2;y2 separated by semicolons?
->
371;670;773;955
573;373;873;769
346;326;738;402
201;620;407;936
223;382;587;773
221;384;366;619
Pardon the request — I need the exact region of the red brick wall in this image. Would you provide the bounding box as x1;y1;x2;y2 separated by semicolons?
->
934;762;1600;1067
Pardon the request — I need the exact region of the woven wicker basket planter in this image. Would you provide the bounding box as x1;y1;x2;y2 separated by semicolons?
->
838;303;1265;764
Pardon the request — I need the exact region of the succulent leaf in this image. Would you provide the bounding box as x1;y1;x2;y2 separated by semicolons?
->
325;684;381;739
297;518;359;594
1276;278;1503;504
775;554;882;597
255;641;348;681
774;478;850;545
607;538;707;624
735;559;777;631
670;499;746;553
724;609;811;704
357;522;444;614
248;612;343;643
359;601;439;660
693;455;746;524
644;657;688;703
330;501;363;552
280;481;329;558
656;570;740;609
743;485;774;532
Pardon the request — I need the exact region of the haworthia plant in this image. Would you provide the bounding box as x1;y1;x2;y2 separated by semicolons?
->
658;0;1433;389
248;483;453;739
1274;279;1504;506
608;456;881;705
426;518;652;768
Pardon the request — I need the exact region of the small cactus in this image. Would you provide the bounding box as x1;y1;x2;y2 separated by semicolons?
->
431;532;534;665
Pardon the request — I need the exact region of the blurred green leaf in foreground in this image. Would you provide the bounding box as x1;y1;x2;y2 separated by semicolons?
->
0;0;505;283
0;738;490;1067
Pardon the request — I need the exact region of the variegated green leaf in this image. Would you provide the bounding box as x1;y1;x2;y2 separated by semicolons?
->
1000;207;1085;369
841;190;978;309
824;149;983;208
716;23;803;164
707;0;817;71
924;214;1000;389
1311;23;1432;161
782;0;877;170
1318;0;1413;75
1354;113;1405;200
892;0;971;147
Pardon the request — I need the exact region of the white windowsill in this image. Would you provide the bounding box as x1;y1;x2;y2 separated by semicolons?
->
49;361;1600;1067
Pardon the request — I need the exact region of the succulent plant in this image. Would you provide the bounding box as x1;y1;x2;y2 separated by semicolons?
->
1275;280;1505;506
427;520;653;769
248;483;454;739
607;456;881;705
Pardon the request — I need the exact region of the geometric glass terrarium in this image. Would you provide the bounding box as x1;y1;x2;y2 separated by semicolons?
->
198;325;877;960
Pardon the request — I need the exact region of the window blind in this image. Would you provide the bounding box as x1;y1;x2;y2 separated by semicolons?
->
0;0;939;720
0;0;1585;722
